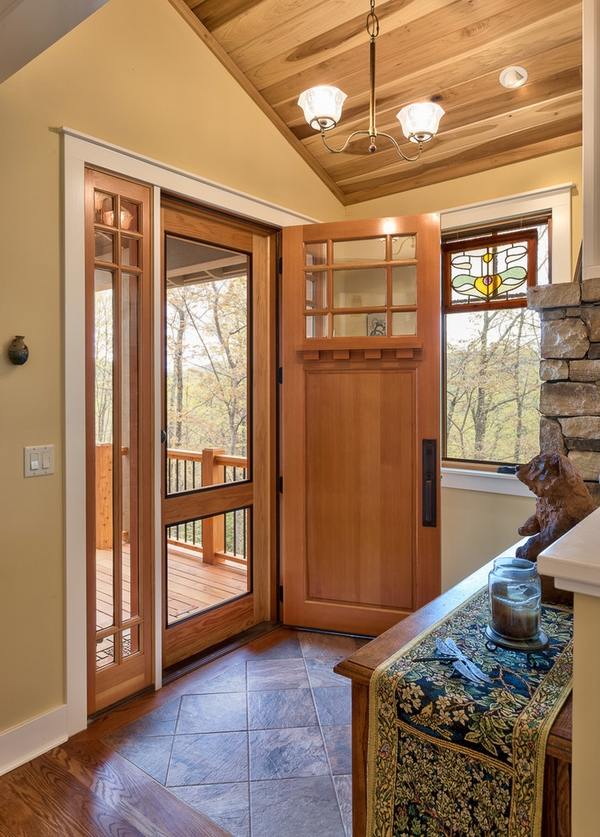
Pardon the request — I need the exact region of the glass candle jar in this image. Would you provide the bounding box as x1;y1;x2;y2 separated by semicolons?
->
488;557;542;641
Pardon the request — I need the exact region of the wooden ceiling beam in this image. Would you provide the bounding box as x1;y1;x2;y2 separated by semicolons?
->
183;0;582;205
230;0;456;88
259;0;576;108
341;123;582;203
306;85;582;182
290;42;581;140
169;0;346;203
333;93;581;185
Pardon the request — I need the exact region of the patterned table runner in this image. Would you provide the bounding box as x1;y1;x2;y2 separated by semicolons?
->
367;588;573;837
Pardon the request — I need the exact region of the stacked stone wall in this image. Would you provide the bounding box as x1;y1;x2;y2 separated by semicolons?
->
529;278;600;505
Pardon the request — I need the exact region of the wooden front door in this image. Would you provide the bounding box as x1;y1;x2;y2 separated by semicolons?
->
281;216;441;635
85;169;154;713
161;200;277;668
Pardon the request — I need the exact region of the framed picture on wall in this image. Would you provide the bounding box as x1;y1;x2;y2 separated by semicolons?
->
367;313;387;336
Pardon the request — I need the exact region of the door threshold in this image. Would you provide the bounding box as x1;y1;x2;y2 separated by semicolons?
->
285;624;374;640
162;620;280;685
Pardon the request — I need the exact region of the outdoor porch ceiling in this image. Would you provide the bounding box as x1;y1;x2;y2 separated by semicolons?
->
169;0;582;205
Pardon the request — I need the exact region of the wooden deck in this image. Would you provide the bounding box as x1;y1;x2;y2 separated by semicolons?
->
96;546;248;629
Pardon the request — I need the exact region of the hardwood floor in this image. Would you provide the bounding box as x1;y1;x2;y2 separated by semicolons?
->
96;545;247;630
0;628;363;837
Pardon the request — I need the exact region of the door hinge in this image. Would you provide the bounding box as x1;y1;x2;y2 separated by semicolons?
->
278;584;284;602
277;366;283;384
278;475;283;493
277;255;283;275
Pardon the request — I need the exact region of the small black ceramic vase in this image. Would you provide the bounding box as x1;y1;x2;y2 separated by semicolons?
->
8;335;29;365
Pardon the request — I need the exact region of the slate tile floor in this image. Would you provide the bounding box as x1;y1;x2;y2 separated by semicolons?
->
106;631;366;836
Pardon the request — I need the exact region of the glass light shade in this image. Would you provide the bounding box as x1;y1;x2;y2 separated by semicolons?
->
396;101;445;143
298;85;347;132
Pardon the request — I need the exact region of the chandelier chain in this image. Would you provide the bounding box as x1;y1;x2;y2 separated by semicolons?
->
366;0;379;39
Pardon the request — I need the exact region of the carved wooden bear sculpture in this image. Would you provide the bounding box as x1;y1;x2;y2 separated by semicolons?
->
516;451;596;562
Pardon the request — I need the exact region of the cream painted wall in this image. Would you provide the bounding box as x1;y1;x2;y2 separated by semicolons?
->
345;147;583;276
441;489;535;591
572;593;600;835
0;0;344;734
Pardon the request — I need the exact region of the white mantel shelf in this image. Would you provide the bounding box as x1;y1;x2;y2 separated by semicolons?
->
538;508;600;598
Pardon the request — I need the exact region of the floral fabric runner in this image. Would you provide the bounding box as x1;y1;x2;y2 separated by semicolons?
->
366;589;573;836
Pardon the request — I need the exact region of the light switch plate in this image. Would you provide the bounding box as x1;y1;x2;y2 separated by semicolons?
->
24;445;55;477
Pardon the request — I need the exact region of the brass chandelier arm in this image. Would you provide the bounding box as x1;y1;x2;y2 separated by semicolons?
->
375;131;423;162
319;129;372;154
320;129;423;162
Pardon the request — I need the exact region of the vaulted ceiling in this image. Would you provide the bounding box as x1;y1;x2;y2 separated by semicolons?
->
171;0;582;205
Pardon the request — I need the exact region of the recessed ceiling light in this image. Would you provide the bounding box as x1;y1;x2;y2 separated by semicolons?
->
499;66;528;89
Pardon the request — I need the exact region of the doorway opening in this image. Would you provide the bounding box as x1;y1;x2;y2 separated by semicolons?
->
160;199;278;670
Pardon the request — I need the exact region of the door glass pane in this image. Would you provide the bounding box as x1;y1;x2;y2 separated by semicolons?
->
333;268;386;308
392;311;417;335
95;191;115;226
94;268;114;632
333;313;372;337
391;235;416;260
120;200;139;232
122;626;140;658
96;634;115;669
121;273;140;622
306;315;328;338
305;242;327;265
121;236;139;267
165;235;250;495
166;508;251;625
392;265;417;305
333;237;385;263
305;271;327;309
95;230;114;263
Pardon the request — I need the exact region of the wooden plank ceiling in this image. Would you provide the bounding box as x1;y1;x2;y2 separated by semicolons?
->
172;0;582;205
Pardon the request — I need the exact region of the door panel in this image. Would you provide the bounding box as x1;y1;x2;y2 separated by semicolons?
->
281;215;440;635
305;368;415;609
86;169;153;714
161;201;276;668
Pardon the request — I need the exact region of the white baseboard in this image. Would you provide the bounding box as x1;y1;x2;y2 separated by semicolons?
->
0;704;68;776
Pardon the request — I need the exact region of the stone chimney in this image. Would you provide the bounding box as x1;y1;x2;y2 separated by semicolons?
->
529;278;600;506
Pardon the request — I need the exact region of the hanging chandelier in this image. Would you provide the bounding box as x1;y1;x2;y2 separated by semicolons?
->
297;0;445;160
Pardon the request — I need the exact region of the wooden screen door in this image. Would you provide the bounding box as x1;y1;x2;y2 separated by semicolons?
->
85;169;154;713
281;215;441;635
161;199;277;668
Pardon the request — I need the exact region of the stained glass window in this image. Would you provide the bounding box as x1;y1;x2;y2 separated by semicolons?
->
443;220;548;466
443;228;538;312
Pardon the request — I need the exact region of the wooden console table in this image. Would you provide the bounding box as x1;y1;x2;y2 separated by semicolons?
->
334;558;572;836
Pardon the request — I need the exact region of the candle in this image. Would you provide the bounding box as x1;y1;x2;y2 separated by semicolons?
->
491;585;541;640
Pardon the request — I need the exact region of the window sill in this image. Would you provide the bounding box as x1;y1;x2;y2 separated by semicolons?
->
441;466;534;498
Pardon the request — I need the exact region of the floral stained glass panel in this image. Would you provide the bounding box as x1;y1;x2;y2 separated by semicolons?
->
449;238;532;306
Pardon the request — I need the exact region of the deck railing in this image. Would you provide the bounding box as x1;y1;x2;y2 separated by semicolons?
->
166;447;249;566
95;445;249;567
